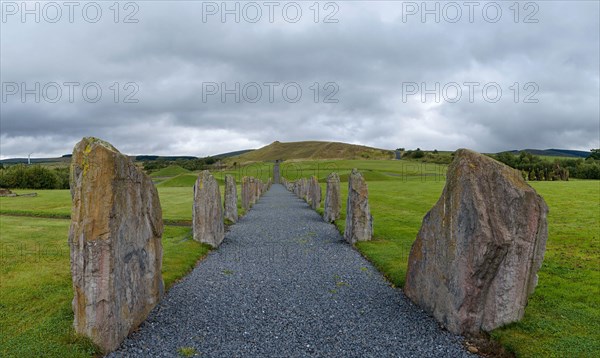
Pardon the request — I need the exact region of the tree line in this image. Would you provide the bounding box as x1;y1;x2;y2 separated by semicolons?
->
0;156;223;189
142;157;221;173
0;164;70;189
494;150;600;180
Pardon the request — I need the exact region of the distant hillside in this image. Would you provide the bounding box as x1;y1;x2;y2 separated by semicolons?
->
135;155;198;161
231;141;394;162
212;149;255;158
0;156;70;164
505;149;591;158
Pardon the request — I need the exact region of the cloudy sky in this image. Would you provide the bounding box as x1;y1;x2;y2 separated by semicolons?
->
1;0;598;158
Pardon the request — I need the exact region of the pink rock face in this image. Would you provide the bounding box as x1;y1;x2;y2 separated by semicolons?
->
69;137;164;353
404;149;548;334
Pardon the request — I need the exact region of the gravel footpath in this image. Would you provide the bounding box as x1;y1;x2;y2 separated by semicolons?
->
109;185;470;357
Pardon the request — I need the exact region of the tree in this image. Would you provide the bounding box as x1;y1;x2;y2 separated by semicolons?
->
412;148;425;158
588;149;600;160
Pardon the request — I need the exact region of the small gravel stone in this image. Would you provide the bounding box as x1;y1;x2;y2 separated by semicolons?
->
108;185;469;357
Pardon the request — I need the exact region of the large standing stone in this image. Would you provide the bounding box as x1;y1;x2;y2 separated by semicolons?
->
241;176;251;211
224;174;238;224
323;172;341;222
344;169;373;244
193;170;225;248
300;178;309;201
308;176;321;210
249;178;257;206
255;178;262;199
404;149;549;334
273;161;281;184
69;137;163;353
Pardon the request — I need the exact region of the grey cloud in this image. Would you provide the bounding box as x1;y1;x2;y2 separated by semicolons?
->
1;1;598;158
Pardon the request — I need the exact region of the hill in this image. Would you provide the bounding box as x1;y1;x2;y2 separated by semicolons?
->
0;156;70;165
212;149;255;158
149;165;190;178
505;149;590;158
231;141;394;162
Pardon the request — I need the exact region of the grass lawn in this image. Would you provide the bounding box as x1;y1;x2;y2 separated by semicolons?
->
0;190;71;218
0;216;209;357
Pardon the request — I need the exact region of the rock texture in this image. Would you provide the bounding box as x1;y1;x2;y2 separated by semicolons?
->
241;176;251;211
193;170;225;248
404;148;549;334
224;175;238;223
308;176;321;210
253;178;261;203
344;169;373;244
249;178;257;206
273;161;281;184
300;178;309;201
323;172;341;222
68;137;164;353
0;188;16;197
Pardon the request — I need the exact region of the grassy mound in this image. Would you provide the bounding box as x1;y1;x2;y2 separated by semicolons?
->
149;165;190;178
233;140;394;162
157;174;198;187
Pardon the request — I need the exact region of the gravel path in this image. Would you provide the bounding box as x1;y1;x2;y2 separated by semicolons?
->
109;185;470;357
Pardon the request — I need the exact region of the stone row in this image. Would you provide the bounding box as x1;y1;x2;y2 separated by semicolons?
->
241;176;271;212
281;170;372;244
69;137;548;352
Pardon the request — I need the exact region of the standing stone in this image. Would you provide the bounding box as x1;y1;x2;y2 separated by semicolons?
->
224;174;238;223
344;169;373;244
323;172;341;222
404;149;549;334
273;161;281;184
297;179;304;199
255;179;262;199
249;178;257;205
300;178;309;201
0;188;16;197
308;176;321;210
193;170;225;248
241;176;251;211
69;137;163;353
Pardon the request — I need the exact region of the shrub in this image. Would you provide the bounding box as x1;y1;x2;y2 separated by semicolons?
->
0;164;69;189
495;152;599;180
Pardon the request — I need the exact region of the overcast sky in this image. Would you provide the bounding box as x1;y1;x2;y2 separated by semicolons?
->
1;0;598;158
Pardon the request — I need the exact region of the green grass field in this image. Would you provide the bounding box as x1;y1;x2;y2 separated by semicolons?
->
0;216;209;357
1;159;598;357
